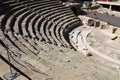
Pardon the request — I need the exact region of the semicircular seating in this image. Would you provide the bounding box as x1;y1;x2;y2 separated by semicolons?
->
0;0;82;61
1;0;39;56
0;0;84;77
1;0;80;47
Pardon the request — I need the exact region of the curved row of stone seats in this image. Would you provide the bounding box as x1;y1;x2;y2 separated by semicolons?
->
20;13;41;51
4;31;39;56
21;0;64;11
35;16;46;42
5;24;39;55
0;0;60;52
50;23;62;46
19;0;68;44
48;13;75;46
4;1;38;40
55;17;79;45
32;0;78;46
0;0;81;54
12;8;42;52
0;1;40;55
23;0;71;44
24;12;37;38
0;0;47;59
54;15;80;46
16;10;45;44
23;0;59;7
19;0;72;35
64;20;81;43
43;10;73;45
1;0;51;48
29;13;41;40
42;16;58;43
20;0;73;46
20;16;35;35
43;19;57;44
1;3;27;32
40;10;78;46
0;1;83;74
9;8;37;42
22;0;78;46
